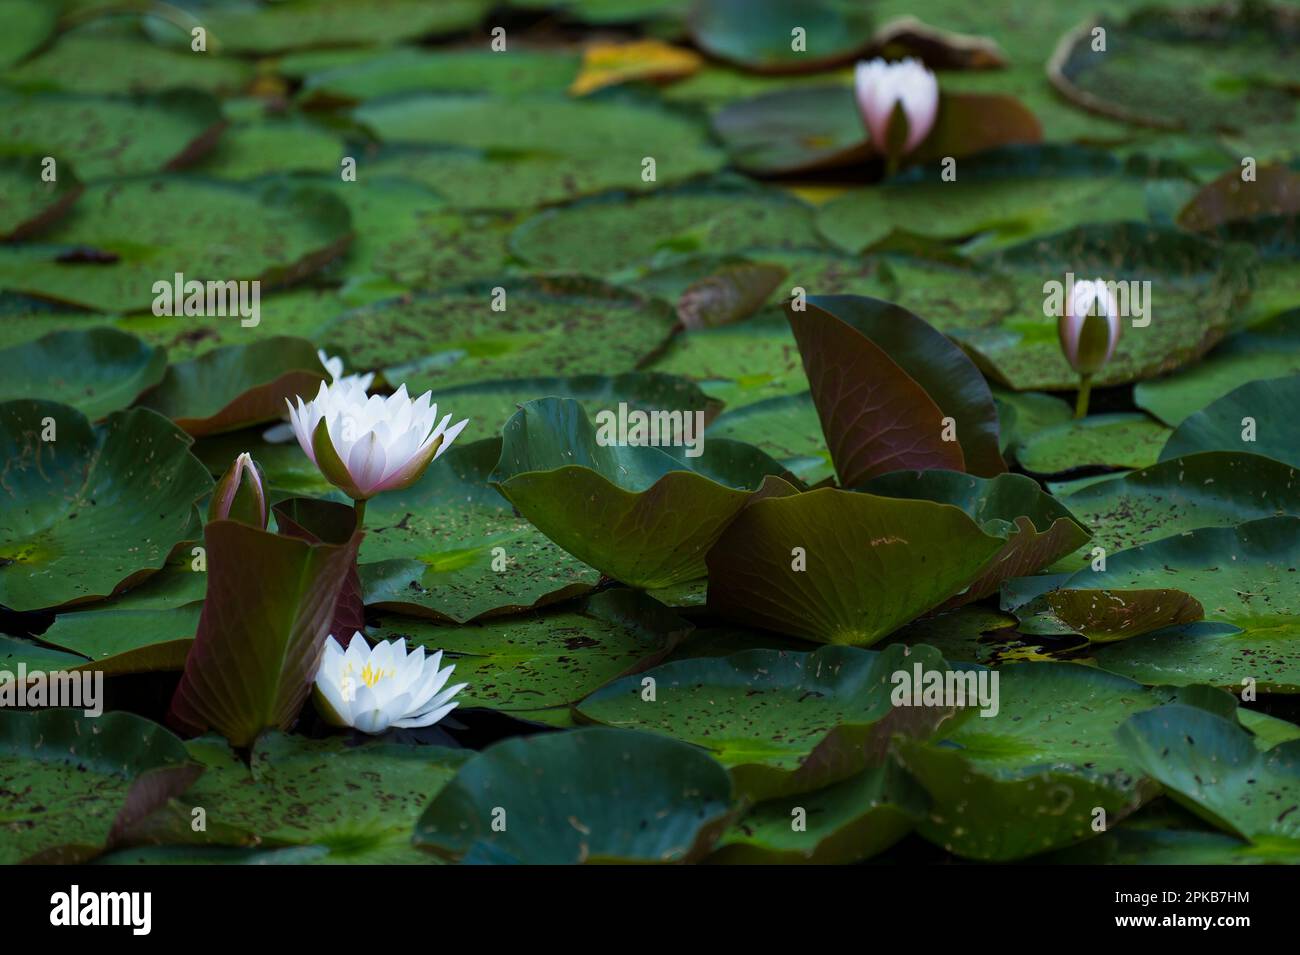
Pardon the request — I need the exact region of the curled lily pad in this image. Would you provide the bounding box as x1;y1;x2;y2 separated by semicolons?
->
790;295;1005;481
414;727;734;863
895;664;1213;861
706;485;1005;646
0;90;225;180
1052;451;1300;572
139;336;326;436
0;328;166;420
370;589;690;716
1160;375;1300;469
1044;588;1205;643
860;470;1090;607
125;734;470;864
0;176;352;313
0;710;198;864
1120;704;1300;847
490;397;790;589
360;438;601;622
1177;164;1300;232
709;761;927;864
1048;4;1299;133
577;643;965;801
0;401;210;612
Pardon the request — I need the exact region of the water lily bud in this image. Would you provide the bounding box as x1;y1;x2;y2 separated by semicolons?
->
1058;279;1121;376
853;57;940;156
314;632;466;734
287;379;468;501
208;452;267;528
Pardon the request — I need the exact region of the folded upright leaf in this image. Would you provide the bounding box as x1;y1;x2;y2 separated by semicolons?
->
167;516;360;746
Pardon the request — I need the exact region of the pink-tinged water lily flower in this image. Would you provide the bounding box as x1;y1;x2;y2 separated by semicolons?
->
314;632;466;734
286;379;468;502
1058;278;1121;417
853;57;940;158
208;451;267;528
263;350;374;444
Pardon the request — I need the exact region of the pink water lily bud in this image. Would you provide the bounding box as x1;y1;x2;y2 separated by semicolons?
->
1058;279;1121;376
208;451;267;528
287;379;468;501
853;57;940;156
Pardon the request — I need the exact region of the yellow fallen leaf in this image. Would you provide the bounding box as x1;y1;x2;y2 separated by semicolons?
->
570;39;702;97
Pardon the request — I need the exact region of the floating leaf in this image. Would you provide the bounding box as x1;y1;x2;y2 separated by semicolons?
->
1160;375;1300;469
706;486;1005;646
414;727;733;863
1016;414;1171;475
139;336;326;437
705;391;832;485
1178;164;1300;231
0;153;82;240
688;0;875;73
0;401;210;612
570;39;701;96
491;397;788;589
577;644;965;801
676;261;788;330
1045;588;1204;643
0;328;166;420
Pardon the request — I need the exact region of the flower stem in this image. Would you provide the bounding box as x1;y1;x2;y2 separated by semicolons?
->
353;498;366;529
1074;375;1093;419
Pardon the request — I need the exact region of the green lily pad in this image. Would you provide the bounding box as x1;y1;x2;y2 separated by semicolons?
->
1136;311;1300;426
427;372;718;445
491;397;788;589
0;90;224;180
644;310;809;410
1052;452;1300;572
508;183;822;277
991;386;1073;455
1160;375;1300;469
354;92;723;208
139;336;326;436
708;761;927;863
859;470;1090;607
1217;216;1300;326
370;589;690;715
1120;704;1300;847
510;0;689;25
321;278;671;392
0;176;352;313
194;118;343;180
359;437;601;622
0;0;56;69
150;0;490;53
1045;588;1205;643
0;709;197;864
577;643;965;801
706;485;1006;646
0;401;210;612
711;85;871;176
129;734;470;864
687;0;874;73
1016;414;1171;475
0;328;166;420
0;152;82;240
2;30;255;95
1048;4;1298;133
795;295;1006;479
963;223;1245;391
705;391;832;485
1071;517;1300;692
895;663;1214;861
300;48;580;103
414;727;733;863
816;146;1187;254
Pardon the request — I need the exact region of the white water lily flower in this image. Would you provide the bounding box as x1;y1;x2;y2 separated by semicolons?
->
314;632;467;734
853;57;940;156
286;378;468;500
1058;278;1121;376
263;350;376;443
